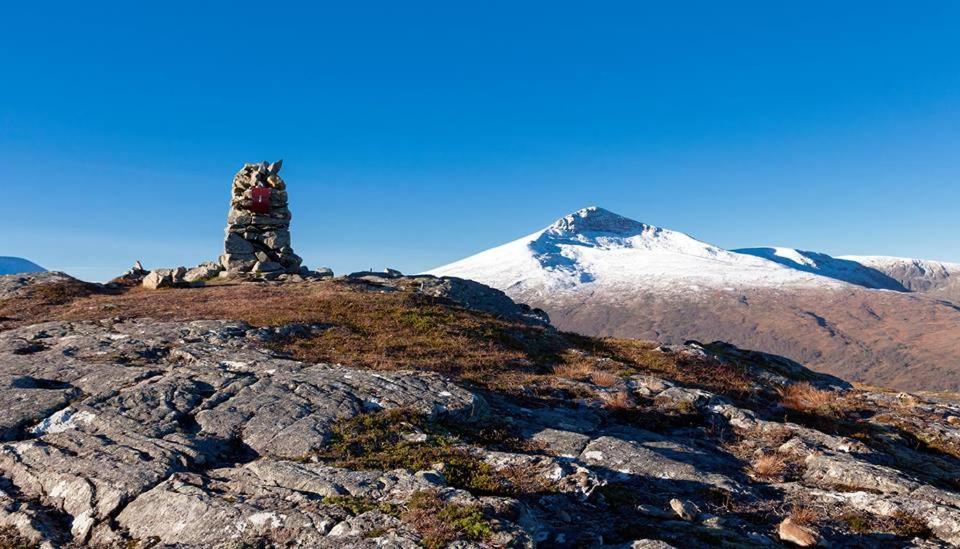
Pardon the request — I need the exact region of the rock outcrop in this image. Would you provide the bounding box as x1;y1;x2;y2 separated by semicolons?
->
2;271;960;547
0;318;486;546
220;160;303;276
346;270;551;326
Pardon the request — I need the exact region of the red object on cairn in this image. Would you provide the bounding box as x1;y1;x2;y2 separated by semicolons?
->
250;187;271;214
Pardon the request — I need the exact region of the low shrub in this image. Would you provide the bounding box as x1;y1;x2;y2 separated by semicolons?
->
403;490;493;549
778;383;836;414
789;505;819;527
750;454;787;480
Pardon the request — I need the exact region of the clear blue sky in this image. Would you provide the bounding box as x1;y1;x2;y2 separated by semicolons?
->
3;2;959;281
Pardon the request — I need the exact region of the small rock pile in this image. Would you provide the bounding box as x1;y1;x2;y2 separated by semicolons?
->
141;262;223;290
220;160;303;276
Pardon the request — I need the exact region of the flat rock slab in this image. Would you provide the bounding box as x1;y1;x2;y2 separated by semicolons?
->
196;366;485;459
0;318;485;545
116;463;446;546
0;431;198;541
117;470;349;546
579;436;743;494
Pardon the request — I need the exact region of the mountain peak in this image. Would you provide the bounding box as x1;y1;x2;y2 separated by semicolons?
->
546;207;649;235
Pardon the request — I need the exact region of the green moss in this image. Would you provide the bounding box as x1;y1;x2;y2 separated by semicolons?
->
405;491;493;549
889;511;931;539
396;309;441;332
319;408;518;495
842;511;871;534
841;509;931;539
363;527;390;539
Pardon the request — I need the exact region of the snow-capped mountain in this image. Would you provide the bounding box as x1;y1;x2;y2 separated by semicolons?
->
0;257;46;276
428;207;960;391
429;207;919;296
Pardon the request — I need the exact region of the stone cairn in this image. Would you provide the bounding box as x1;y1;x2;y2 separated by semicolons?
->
220;160;303;276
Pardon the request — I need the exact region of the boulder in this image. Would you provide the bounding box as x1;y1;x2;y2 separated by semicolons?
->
669;498;699;521
579;436;743;494
252;261;283;273
653;386;720;412
219;253;257;272
183;262;222;283
141;267;185;290
777;518;818;547
141;271;168;290
224;233;254;254
314;267;335;279
802;453;920;495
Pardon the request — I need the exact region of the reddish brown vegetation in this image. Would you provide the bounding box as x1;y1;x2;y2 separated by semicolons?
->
0;278;107;330
789;505;820;527
778;383;837;414
1;279;771;404
750;454;787;480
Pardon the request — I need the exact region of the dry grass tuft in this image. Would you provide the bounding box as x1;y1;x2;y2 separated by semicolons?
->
888;511;932;538
750;454;787;480
590;370;621;387
841;508;931;538
552;361;595;380
602;390;636;410
778;383;836;414
789;505;819;527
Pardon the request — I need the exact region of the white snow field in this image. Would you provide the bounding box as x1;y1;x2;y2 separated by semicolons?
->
428;207;954;296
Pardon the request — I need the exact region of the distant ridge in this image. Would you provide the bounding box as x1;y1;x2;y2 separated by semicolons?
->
0;257;46;276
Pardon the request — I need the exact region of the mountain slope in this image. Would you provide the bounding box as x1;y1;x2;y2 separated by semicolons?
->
840;255;960;304
429;207;960;391
734;247;910;291
0;257;45;276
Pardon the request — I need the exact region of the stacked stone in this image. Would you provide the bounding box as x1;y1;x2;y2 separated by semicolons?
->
219;160;303;275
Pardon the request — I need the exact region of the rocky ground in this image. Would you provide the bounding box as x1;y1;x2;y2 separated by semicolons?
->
1;272;959;547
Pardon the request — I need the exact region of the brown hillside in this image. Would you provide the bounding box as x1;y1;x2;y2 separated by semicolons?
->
516;285;960;392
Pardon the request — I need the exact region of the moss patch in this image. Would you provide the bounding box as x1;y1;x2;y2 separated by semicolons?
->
403;490;493;549
318;408;545;496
